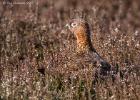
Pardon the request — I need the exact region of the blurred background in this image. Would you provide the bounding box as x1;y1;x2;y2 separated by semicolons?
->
0;0;140;100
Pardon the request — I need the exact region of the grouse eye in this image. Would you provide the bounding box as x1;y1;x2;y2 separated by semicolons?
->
71;22;77;27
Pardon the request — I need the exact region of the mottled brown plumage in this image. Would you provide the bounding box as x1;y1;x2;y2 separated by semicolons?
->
66;18;111;76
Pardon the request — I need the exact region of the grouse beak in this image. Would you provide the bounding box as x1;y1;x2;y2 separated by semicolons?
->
60;24;71;35
65;24;70;29
65;23;72;34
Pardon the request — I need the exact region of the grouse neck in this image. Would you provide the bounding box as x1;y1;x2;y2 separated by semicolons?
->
75;29;94;53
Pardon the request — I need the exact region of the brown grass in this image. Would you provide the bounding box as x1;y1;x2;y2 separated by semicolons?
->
0;0;140;100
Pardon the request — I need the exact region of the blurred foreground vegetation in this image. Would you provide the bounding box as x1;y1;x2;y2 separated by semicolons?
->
0;0;140;100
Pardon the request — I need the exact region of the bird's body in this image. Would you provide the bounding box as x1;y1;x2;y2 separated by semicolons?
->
66;18;111;76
